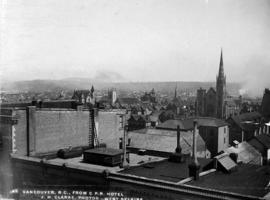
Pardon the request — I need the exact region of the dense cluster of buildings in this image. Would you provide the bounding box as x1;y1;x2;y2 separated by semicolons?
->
1;52;270;200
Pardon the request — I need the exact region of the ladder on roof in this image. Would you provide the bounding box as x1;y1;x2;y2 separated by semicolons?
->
89;108;99;148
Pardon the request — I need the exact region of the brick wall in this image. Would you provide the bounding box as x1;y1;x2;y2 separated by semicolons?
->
3;108;126;155
0;107;91;195
34;109;89;153
0;109;15;196
6;108;91;155
97;111;124;149
14;109;27;155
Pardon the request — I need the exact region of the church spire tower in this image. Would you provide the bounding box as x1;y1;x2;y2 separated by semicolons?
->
216;48;226;119
219;49;224;76
174;84;177;99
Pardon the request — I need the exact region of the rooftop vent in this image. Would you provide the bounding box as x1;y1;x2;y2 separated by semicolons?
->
233;140;239;148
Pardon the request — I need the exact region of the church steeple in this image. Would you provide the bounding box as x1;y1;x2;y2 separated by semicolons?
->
216;48;226;119
218;49;224;77
174;85;177;99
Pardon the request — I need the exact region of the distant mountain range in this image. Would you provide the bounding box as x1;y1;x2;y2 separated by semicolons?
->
1;78;242;96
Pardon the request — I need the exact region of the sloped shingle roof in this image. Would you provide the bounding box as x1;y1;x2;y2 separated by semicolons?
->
156;117;228;131
229;112;262;131
128;128;207;155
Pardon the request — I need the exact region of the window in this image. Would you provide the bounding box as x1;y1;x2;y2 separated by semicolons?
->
224;127;226;133
224;137;226;144
119;116;124;128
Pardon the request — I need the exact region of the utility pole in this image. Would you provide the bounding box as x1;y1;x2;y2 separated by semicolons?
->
122;123;128;168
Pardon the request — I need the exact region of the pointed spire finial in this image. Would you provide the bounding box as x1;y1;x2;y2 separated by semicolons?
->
91;85;94;93
174;84;177;99
218;48;224;77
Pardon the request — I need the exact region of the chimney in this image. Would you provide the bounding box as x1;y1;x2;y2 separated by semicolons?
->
188;120;201;180
121;121;129;169
169;125;182;162
175;125;182;153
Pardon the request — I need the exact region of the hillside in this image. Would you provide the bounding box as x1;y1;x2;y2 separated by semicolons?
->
1;78;241;96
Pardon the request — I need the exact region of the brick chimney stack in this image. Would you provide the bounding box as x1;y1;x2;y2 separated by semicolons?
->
169;125;182;162
175;125;182;153
188;120;201;180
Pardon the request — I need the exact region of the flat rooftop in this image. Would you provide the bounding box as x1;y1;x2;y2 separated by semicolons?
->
49;153;166;173
120;156;211;182
186;164;270;197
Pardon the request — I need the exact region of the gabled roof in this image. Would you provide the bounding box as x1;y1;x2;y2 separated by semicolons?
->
248;138;266;155
128;128;208;154
72;90;92;99
218;154;237;171
207;87;216;94
250;134;270;149
231;111;261;122
157;117;228;131
255;134;270;149
228;112;262;131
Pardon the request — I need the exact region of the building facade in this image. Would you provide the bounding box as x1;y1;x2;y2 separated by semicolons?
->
196;50;226;119
216;50;226;119
72;85;95;105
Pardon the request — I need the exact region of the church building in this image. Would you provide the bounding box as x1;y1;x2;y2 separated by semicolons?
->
72;85;95;106
196;50;226;119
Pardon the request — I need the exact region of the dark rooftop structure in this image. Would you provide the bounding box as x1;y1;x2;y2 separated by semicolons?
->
248;134;270;164
187;164;270;198
228;111;262;132
83;148;126;167
251;134;270;149
261;88;270;120
120;156;212;182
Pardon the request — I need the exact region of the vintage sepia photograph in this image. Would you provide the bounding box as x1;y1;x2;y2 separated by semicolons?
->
1;0;270;199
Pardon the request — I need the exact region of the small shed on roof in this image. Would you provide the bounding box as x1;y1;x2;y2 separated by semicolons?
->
83;148;127;167
214;153;237;173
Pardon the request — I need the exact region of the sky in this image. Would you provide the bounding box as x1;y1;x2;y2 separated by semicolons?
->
1;0;270;90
